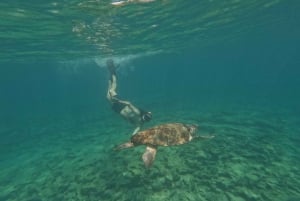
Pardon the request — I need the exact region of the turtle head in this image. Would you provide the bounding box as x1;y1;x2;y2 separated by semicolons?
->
185;124;215;141
185;124;198;134
184;124;198;141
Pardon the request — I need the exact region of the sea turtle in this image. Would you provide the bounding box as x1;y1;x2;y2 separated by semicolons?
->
115;123;214;168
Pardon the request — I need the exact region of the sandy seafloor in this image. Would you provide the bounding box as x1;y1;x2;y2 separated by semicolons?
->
1;102;300;201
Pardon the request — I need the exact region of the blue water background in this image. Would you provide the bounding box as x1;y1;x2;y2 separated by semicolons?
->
1;26;299;122
0;1;300;200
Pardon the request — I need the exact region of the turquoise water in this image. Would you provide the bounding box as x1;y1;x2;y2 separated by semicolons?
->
1;0;300;201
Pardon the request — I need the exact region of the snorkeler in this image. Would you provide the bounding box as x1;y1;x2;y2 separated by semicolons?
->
106;59;152;135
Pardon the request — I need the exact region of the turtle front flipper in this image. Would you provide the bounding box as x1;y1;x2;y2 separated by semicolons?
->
142;146;157;168
114;142;134;150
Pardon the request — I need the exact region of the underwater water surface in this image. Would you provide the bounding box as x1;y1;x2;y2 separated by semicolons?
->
1;0;300;201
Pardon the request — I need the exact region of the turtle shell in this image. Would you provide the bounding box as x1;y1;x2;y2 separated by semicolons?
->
131;123;196;146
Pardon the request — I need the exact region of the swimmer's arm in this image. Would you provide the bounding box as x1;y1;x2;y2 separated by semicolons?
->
113;98;128;104
128;104;140;114
122;101;140;114
132;126;141;135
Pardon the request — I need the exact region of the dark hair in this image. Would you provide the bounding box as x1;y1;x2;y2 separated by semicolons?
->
140;110;152;122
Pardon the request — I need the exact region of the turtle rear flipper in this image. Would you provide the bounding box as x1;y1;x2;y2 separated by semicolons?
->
142;146;157;168
114;142;134;150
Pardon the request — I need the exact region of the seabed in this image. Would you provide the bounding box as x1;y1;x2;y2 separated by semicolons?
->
0;104;299;201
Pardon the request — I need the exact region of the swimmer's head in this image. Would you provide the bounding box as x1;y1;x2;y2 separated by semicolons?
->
142;111;152;122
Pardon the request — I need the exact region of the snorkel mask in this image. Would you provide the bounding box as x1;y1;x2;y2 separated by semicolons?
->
142;112;152;122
